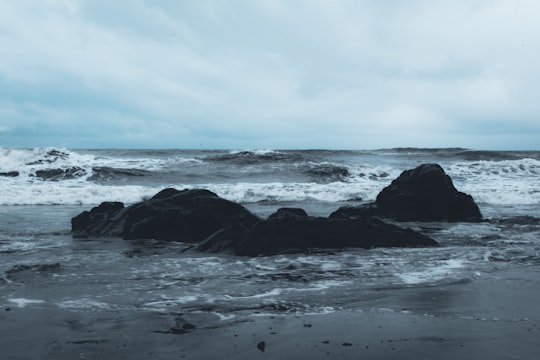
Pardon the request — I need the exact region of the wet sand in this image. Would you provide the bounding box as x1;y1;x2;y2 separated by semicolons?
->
2;266;540;360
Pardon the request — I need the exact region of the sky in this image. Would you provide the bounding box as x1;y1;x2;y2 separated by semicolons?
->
1;0;539;150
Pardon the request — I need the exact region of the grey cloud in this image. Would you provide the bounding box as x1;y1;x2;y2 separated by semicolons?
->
1;0;539;149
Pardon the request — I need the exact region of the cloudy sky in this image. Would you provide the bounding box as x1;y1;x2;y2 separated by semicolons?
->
1;1;539;150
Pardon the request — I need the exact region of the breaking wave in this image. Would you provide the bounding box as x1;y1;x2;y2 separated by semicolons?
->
1;147;539;206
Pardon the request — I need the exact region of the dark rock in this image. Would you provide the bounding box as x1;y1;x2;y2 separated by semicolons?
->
33;167;87;181
0;171;19;177
267;208;308;220
72;202;126;238
330;203;377;220
330;163;482;222
122;188;260;242
72;187;438;256
234;215;437;256
72;188;261;242
25;149;69;165
306;164;350;181
192;224;250;253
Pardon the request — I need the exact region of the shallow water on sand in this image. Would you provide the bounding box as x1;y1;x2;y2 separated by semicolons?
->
1;203;539;320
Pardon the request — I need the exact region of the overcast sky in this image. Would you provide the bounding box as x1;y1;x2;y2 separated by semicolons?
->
1;1;539;150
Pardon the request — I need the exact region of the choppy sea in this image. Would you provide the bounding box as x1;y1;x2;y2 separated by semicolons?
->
1;148;540;317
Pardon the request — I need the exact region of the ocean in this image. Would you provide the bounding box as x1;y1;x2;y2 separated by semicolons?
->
1;147;540;317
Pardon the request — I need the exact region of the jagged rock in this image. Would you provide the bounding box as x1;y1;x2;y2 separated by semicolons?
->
331;163;482;222
192;208;438;255
267;208;308;220
25;149;69;165
72;202;126;238
191;224;250;254
305;164;350;182
72;188;438;256
122;189;260;242
33;167;87;181
233;215;437;256
72;188;261;242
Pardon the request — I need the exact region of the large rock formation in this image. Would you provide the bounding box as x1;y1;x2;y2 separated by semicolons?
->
331;163;482;222
72;188;438;256
233;209;437;256
72;188;261;242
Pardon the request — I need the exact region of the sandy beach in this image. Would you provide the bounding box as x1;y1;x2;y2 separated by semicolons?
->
2;265;539;360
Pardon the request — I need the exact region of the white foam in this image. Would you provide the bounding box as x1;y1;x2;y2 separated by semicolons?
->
448;159;540;205
320;262;343;271
0;147;201;184
2;148;539;206
0;148;94;176
223;280;350;303
229;149;278;156
57;299;110;310
143;296;199;308
462;181;540;205
207;181;381;204
398;259;466;285
225;288;282;300
213;312;236;321
0;183;157;205
0;148;63;169
308;280;353;291
0;177;379;205
304;306;337;315
8;298;45;307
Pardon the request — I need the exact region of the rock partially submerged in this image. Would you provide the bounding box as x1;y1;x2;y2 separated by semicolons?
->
122;188;260;242
191;208;436;256
72;188;261;242
71;201;126;238
72;187;438;256
234;210;437;256
33;167;87;181
331;163;482;222
72;163;479;255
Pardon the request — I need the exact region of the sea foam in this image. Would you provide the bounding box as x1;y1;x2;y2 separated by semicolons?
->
2;148;539;207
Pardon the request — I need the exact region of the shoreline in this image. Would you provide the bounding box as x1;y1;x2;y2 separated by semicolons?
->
2;266;539;359
2;306;538;359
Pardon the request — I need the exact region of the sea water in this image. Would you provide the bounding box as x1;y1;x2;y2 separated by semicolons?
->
1;148;539;315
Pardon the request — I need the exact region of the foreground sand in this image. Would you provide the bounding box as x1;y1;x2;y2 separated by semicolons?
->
2;266;540;359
